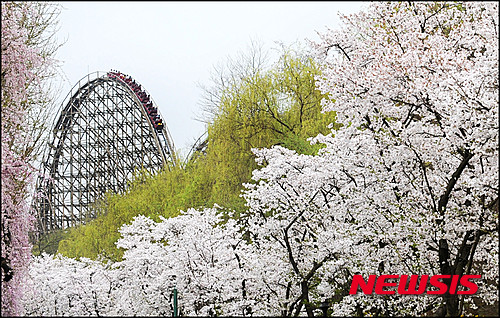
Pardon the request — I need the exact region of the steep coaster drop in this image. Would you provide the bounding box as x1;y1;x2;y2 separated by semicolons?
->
34;70;176;234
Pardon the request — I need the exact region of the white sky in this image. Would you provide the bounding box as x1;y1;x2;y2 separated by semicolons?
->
53;1;367;158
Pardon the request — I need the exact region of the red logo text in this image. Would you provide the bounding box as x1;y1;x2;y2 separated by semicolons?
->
349;275;481;295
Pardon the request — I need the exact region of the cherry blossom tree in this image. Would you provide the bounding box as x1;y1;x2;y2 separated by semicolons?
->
22;208;251;316
21;254;114;316
1;2;60;315
113;207;250;316
254;1;497;316
239;147;351;316
241;1;499;316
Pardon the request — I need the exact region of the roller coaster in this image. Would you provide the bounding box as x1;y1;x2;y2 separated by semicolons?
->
34;70;181;234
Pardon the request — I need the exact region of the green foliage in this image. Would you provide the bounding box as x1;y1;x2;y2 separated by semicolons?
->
58;168;189;261
54;46;339;261
32;229;66;256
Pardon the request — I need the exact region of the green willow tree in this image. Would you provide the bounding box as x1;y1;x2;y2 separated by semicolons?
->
205;49;337;212
56;45;338;262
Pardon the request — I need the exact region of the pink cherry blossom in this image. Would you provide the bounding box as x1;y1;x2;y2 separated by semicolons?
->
2;2;58;315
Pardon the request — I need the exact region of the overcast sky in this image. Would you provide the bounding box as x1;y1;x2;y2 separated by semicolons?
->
53;1;367;158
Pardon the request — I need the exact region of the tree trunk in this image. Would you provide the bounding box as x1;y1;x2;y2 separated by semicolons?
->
437;230;479;317
301;281;314;317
